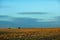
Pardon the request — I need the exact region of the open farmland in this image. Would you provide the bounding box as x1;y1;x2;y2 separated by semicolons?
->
0;28;60;40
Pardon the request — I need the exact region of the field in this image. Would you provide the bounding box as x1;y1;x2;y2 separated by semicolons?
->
0;28;60;40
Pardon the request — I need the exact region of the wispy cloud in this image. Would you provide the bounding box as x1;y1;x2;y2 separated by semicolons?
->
54;16;60;21
0;17;60;28
17;12;48;15
0;15;13;22
0;15;10;18
8;17;60;28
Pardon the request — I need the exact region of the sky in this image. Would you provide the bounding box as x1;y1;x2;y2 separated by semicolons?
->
0;0;60;28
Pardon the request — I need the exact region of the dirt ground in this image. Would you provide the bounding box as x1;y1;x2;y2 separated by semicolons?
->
0;28;60;40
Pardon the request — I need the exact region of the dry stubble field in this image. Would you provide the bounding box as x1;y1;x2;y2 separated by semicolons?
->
0;28;60;40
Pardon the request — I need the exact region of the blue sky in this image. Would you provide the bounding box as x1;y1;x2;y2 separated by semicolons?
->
0;0;60;28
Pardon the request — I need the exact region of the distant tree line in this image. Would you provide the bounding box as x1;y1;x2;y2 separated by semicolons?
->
8;27;21;29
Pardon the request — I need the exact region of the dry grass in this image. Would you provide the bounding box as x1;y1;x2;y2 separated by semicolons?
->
0;28;60;40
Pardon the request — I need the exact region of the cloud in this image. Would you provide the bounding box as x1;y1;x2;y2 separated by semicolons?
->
0;15;10;18
55;16;60;19
17;12;48;15
11;17;60;28
54;16;60;21
0;17;60;28
0;21;17;28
